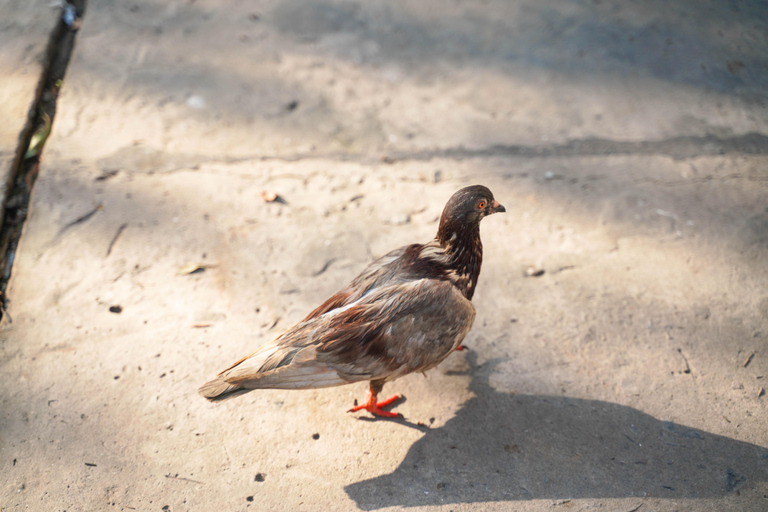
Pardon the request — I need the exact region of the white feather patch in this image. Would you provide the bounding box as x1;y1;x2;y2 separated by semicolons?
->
240;364;349;390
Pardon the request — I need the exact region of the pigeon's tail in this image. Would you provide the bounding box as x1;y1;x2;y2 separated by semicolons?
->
198;343;283;402
198;341;354;403
198;378;251;402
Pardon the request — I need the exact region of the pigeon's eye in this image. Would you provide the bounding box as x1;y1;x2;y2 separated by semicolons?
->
477;200;487;209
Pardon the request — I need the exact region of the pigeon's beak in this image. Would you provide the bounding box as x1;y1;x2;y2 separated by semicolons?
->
490;199;506;214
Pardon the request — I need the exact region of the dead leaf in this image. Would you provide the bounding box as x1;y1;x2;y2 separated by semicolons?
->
25;110;51;159
261;316;279;329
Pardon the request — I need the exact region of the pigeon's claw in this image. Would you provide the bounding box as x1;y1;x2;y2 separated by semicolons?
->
348;386;403;418
347;395;402;418
455;344;468;351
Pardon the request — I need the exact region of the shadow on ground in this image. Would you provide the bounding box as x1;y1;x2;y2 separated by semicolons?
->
345;354;768;509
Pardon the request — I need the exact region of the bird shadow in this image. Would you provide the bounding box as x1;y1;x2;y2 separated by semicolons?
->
345;354;768;509
354;415;430;432
352;396;432;432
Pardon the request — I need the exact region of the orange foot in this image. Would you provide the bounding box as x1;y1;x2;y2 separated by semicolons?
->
348;383;402;418
455;344;469;351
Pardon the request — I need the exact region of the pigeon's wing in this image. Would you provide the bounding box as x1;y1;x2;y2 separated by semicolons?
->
315;277;476;382
199;277;474;399
300;245;411;321
197;245;469;400
198;246;415;399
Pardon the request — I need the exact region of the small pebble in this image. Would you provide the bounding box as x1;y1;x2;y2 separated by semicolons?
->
187;95;206;109
385;214;410;225
524;265;545;277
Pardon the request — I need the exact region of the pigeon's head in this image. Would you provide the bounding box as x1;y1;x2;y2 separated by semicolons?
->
437;185;505;244
442;185;505;223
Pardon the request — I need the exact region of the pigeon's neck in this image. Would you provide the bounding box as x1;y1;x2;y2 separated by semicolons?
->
434;222;483;300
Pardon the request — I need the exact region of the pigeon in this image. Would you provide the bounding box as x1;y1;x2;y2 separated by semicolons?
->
198;185;505;417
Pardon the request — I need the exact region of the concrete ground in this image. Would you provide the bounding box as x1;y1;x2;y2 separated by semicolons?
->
1;0;767;511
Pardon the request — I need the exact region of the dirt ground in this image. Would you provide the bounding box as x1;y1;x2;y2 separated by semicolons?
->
1;1;767;511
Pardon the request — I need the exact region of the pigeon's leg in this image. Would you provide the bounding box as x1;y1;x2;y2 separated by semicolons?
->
455;344;468;351
348;379;402;418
